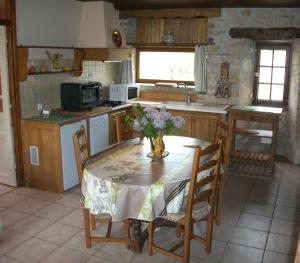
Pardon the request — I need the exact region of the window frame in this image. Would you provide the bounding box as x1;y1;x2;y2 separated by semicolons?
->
135;47;195;85
252;42;291;107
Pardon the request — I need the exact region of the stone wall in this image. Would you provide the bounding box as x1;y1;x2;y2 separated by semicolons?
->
121;8;300;162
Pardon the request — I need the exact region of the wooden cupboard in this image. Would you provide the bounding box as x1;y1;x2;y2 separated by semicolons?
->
109;107;133;144
21;120;64;192
0;0;9;25
167;109;225;142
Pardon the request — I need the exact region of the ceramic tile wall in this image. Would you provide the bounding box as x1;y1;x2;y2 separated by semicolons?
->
19;61;120;118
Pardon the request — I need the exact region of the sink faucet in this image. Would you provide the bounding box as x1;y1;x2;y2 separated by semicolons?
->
176;83;191;104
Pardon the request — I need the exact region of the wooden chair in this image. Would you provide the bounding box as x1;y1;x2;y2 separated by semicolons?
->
73;125;130;248
214;122;231;225
147;141;222;263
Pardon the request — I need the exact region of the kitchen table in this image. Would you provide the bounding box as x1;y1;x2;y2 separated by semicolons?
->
81;136;211;253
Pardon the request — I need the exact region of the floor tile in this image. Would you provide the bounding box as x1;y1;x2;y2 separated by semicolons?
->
34;203;74;221
55;193;82;208
59;208;84;228
277;194;300;209
266;233;298;255
196;222;234;242
33;191;64;202
263;251;295;263
220;243;264;263
40;247;90;263
252;180;280;194
270;218;300;237
36;222;81;245
63;231;105;255
0;229;29;254
237;213;271;231
244;202;274;217
248;191;277;205
94;242;135;263
9;215;53;236
0;192;28;208
131;251;175;263
11;197;50;214
273;206;300;221
222;199;245;212
220;209;241;225
12;187;42;197
0;209;30;228
230;226;268;249
85;256;115;263
0;256;21;263
7;237;57;263
189;239;226;261
0;184;15;196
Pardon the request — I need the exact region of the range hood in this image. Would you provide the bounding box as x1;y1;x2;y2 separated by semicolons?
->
77;1;126;48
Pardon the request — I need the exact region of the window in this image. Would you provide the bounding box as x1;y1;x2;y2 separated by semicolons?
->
253;43;291;106
136;47;195;85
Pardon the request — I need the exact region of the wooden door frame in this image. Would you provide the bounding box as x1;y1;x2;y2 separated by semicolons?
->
5;0;23;186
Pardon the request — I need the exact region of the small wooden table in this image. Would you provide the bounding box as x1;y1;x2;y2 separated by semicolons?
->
227;105;282;174
81;136;210;253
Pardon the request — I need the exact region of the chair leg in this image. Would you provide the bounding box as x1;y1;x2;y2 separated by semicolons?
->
147;221;154;256
106;220;112;237
83;208;92;248
176;224;182;238
216;174;225;225
205;212;214;253
182;223;191;263
124;219;131;249
91;214;96;230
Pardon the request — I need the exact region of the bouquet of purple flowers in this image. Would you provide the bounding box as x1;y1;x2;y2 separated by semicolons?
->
125;104;185;143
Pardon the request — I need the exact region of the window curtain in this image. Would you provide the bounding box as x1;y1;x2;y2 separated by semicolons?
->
120;61;133;83
194;45;207;93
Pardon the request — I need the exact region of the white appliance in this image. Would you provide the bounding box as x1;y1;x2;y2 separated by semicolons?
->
60;120;87;191
109;83;139;102
89;114;109;156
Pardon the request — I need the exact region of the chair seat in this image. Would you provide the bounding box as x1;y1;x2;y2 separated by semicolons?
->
162;201;211;223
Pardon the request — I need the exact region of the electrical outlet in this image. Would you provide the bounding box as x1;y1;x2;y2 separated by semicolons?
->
37;103;43;112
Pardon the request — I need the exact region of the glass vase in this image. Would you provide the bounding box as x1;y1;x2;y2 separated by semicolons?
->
150;135;165;157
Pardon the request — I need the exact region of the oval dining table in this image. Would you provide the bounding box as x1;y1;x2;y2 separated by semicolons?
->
81;136;211;253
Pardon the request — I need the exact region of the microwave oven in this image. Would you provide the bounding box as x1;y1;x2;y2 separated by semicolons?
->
61;82;103;111
109;83;139;102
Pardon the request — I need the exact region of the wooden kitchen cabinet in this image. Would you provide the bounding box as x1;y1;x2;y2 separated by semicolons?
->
0;0;9;25
109;107;133;144
21;120;64;192
167;109;192;137
190;112;224;142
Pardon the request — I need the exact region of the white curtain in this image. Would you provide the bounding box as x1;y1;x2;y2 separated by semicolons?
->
120;61;133;83
194;45;207;93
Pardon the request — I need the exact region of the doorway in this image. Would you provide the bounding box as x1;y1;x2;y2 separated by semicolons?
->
0;25;17;186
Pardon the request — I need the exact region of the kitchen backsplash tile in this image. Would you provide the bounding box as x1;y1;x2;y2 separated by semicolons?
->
20;61;119;118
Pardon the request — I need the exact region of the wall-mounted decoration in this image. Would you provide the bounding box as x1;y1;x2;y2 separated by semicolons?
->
112;29;122;48
215;62;231;98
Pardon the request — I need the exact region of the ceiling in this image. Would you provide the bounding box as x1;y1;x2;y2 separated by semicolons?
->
79;0;300;10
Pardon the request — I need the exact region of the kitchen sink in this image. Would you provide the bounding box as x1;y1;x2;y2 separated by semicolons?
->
161;101;228;111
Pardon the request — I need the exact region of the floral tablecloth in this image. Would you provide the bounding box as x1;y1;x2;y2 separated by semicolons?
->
81;137;210;222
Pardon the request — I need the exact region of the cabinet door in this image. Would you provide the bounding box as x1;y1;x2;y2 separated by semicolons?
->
21;122;63;192
167;110;191;137
109;107;132;144
191;113;221;142
0;0;9;24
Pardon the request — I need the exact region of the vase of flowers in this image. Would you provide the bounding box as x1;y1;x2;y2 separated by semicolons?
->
125;104;185;157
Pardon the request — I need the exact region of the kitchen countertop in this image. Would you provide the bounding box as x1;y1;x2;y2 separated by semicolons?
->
24;112;83;124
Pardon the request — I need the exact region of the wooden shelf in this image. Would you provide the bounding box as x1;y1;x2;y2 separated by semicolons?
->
27;70;82;76
233;128;273;138
230;150;271;165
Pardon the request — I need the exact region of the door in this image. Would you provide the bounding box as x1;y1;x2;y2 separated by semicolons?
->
0;26;16;186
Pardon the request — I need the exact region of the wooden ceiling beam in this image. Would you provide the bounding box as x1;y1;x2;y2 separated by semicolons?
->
229;27;300;40
119;8;221;19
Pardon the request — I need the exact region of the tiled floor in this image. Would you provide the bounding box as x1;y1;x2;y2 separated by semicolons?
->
0;162;299;263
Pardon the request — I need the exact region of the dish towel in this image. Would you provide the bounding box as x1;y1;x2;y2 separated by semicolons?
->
194;45;207;94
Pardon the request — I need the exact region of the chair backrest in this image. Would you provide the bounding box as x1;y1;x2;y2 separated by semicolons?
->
185;140;222;222
214;121;231;168
73;125;89;183
111;111;126;144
